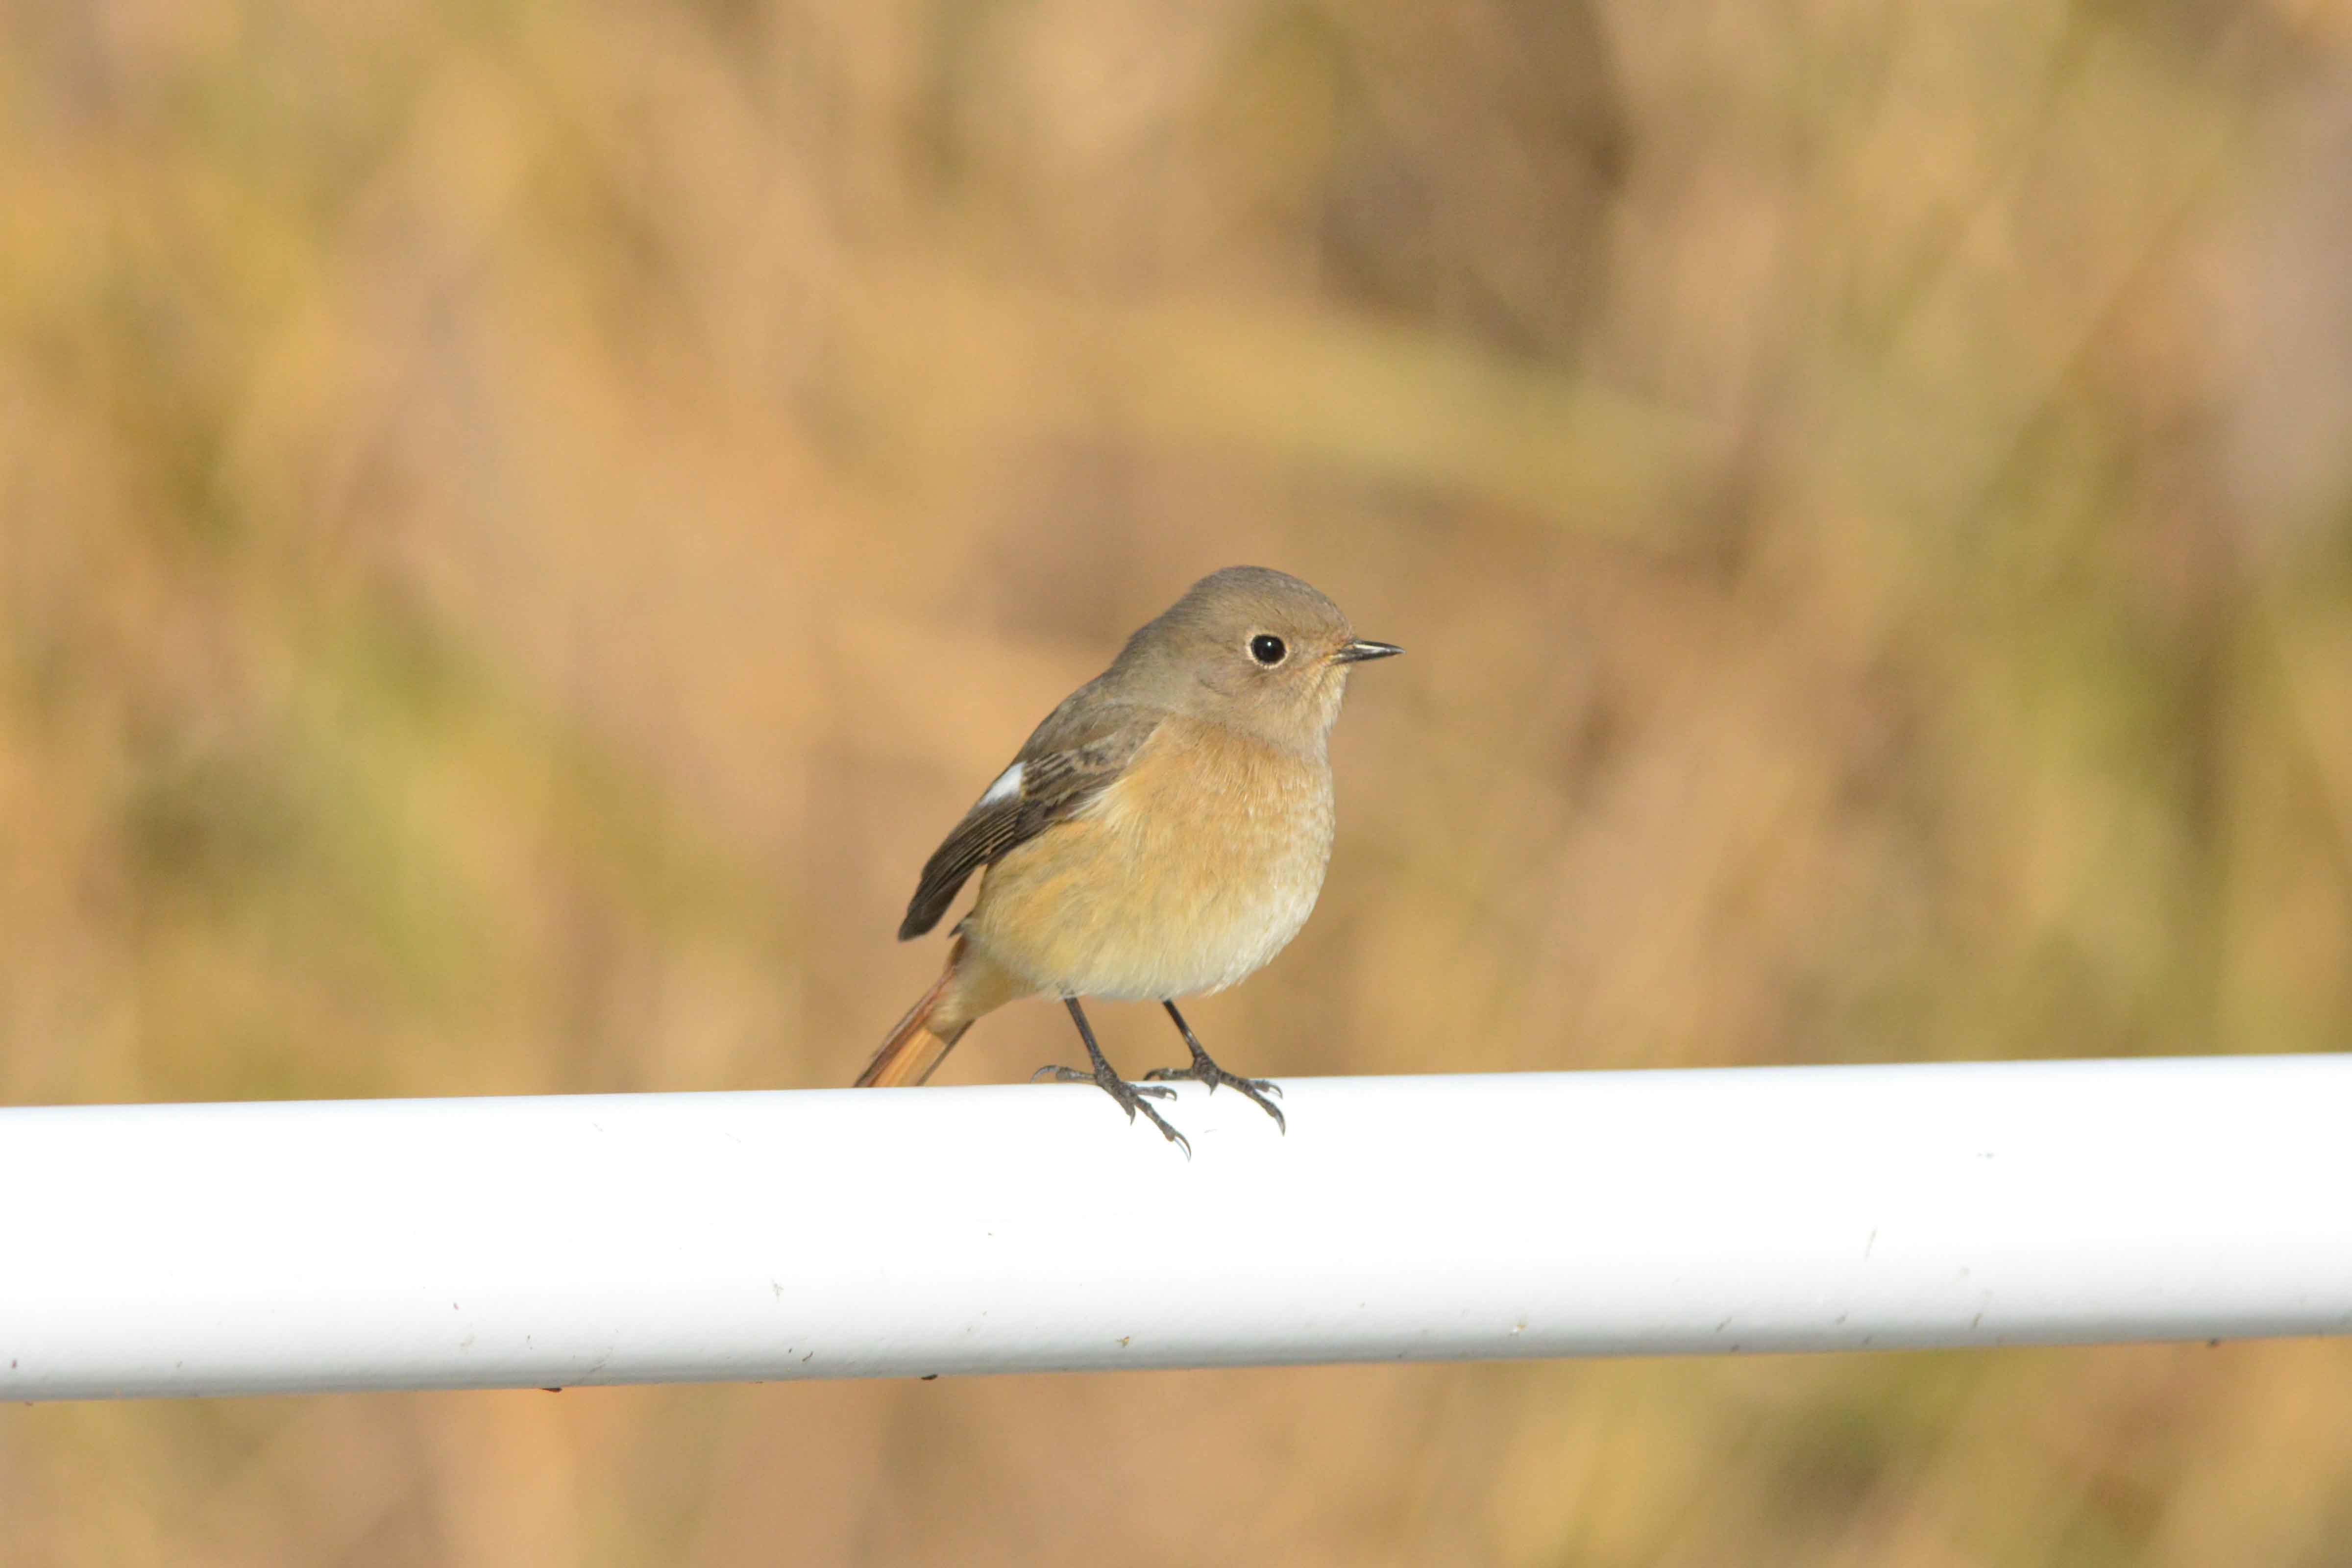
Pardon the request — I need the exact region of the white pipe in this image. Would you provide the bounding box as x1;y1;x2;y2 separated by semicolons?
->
3;1056;2348;1400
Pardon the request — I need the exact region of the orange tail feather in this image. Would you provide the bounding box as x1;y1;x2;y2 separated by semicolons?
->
856;937;977;1087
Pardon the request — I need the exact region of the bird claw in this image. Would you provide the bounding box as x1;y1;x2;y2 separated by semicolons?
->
1034;1062;1191;1155
1143;1062;1286;1134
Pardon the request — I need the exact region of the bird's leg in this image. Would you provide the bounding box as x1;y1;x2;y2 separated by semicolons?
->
1143;1001;1285;1133
1033;997;1190;1156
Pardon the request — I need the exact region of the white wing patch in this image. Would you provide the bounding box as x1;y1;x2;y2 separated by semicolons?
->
977;761;1024;809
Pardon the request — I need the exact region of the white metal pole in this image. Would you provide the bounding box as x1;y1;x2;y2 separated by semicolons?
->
3;1056;2349;1400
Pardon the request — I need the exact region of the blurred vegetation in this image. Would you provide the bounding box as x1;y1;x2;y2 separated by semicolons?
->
5;0;2352;1563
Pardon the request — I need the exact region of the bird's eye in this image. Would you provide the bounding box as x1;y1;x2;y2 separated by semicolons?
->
1249;634;1288;666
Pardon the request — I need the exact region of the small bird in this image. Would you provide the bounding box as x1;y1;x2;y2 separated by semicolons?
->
856;566;1400;1152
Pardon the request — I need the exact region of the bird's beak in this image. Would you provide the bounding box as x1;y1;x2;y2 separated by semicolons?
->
1333;639;1404;664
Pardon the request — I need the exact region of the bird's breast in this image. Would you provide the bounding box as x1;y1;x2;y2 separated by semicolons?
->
967;717;1337;1001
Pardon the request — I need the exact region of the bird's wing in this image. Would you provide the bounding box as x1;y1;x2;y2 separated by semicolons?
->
897;687;1161;940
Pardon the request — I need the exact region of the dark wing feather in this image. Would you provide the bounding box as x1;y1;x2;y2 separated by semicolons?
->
897;690;1159;940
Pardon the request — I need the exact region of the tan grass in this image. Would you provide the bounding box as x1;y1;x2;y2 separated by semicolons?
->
4;0;2350;1562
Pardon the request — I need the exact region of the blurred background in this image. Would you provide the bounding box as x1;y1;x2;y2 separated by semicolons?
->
5;0;2352;1561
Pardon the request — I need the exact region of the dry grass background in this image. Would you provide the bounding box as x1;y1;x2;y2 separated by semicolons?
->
5;0;2352;1562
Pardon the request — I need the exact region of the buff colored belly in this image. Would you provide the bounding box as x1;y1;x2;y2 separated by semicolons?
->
965;719;1336;1002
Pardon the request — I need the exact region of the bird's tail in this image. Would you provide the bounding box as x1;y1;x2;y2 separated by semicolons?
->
856;934;1026;1087
857;947;971;1087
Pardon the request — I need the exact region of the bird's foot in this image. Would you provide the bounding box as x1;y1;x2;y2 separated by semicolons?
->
1032;1063;1191;1156
1144;1055;1285;1135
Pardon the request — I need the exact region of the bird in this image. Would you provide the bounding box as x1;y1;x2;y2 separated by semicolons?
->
854;565;1400;1152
